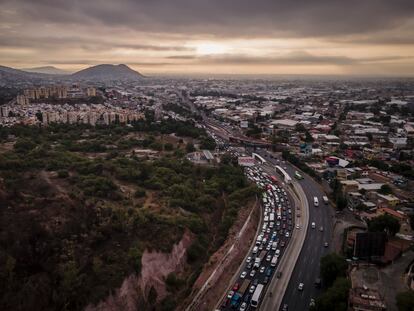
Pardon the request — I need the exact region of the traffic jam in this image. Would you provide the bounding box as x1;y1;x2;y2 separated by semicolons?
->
220;165;296;310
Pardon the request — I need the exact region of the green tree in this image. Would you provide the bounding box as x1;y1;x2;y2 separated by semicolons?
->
368;214;400;236
320;253;348;287
396;290;414;311
378;184;393;195
336;194;348;211
186;142;196;153
314;278;351;311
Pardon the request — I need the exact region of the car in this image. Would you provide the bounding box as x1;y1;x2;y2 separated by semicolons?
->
266;244;271;251
250;270;256;277
253;279;259;286
285;232;290;238
298;283;304;291
260;266;265;273
320;226;324;232
233;283;240;291
240;271;247;278
311;222;316;229
280;241;285;247
277;271;282;278
263;276;269;284
324;241;329;247
247;262;253;269
282;303;289;311
243;294;251;303
310;298;315;307
227;290;234;299
296;224;300;229
315;278;321;288
239;302;247;311
266;254;272;262
275;249;281;256
246;256;252;263
249;285;256;294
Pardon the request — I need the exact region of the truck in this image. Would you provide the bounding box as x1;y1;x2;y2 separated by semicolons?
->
254;250;267;268
250;284;264;308
271;255;278;267
322;196;329;205
238;279;251;296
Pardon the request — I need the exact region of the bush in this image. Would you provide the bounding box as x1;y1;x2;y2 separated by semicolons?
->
134;188;146;198
57;170;69;178
396;290;414;311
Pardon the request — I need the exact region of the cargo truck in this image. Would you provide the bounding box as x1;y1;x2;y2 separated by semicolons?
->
250;284;264;308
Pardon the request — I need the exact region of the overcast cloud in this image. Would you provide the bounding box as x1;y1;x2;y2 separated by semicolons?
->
0;0;413;75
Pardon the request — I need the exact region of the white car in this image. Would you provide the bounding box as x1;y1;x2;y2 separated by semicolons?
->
296;224;300;229
275;249;281;256
266;255;272;262
285;232;290;238
249;285;256;293
227;290;234;299
240;271;247;279
239;302;247;311
250;270;256;277
260;266;266;273
311;222;316;229
298;283;304;291
246;256;252;263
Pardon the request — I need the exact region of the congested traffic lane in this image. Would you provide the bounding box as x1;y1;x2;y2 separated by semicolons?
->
256;150;334;311
218;164;295;310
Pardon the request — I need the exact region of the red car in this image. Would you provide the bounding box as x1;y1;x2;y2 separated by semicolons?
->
233;283;240;291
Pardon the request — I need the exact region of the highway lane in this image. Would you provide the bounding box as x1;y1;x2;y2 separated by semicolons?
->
257;150;334;311
218;164;296;310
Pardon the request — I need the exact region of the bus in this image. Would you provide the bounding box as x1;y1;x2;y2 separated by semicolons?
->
314;197;319;207
250;284;264;308
294;171;304;180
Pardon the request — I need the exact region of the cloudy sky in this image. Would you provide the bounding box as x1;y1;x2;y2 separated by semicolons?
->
1;0;414;76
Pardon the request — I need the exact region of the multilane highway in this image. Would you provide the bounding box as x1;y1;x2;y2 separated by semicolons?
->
257;150;334;311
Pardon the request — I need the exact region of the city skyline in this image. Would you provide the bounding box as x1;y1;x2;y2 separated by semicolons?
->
1;0;414;76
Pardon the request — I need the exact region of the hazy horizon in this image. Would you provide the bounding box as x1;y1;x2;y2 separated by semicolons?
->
1;0;414;76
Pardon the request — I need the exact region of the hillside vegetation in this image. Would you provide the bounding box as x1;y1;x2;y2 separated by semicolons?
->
0;120;258;311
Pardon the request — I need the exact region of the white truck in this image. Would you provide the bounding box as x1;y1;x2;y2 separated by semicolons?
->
271;255;278;267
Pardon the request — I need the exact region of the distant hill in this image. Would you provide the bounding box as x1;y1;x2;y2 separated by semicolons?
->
23;66;70;75
71;64;144;81
0;65;54;85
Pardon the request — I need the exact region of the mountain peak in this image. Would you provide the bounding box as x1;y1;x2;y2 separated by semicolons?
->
71;64;144;81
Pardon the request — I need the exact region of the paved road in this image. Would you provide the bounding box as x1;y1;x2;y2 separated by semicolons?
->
260;177;309;311
257;150;334;311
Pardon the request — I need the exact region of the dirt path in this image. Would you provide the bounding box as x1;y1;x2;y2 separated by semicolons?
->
182;199;260;311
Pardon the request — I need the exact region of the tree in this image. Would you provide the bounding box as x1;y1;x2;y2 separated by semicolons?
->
378;184;393;195
368;214;400;236
320;253;348;287
314;277;351;311
295;123;306;132
396;290;414;311
186;142;195;153
336;194;348;211
410;215;414;231
305;130;314;142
